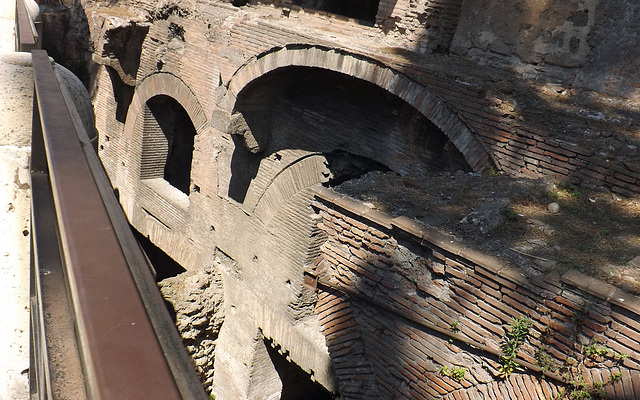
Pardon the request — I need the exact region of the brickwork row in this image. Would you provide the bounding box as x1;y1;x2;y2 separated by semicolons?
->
368;57;640;196
311;187;640;399
439;89;640;197
316;289;379;397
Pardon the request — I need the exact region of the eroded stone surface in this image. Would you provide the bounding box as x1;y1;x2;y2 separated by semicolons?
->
0;49;32;400
159;261;225;394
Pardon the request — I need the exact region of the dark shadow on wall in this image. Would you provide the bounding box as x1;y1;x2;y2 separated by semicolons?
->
227;66;470;204
264;338;336;400
254;0;463;53
252;0;388;25
39;2;93;87
133;228;187;281
106;66;135;123
292;0;380;24
142;95;197;195
101;24;149;84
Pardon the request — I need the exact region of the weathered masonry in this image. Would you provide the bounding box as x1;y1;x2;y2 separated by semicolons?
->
41;0;640;398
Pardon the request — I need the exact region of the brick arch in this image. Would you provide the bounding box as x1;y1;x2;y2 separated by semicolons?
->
118;72;207;221
253;153;330;226
127;72;207;134
226;45;492;173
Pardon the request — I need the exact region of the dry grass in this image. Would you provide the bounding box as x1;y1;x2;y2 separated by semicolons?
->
334;171;640;293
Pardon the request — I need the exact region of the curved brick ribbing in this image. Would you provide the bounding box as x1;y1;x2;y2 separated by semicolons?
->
226;45;493;173
252;154;330;225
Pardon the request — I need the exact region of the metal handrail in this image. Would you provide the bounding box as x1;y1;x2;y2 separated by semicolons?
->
15;0;39;51
29;50;207;399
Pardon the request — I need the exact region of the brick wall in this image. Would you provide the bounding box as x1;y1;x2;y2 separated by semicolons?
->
311;186;640;399
435;88;640;197
217;17;640;196
376;58;640;196
83;3;640;397
376;0;464;53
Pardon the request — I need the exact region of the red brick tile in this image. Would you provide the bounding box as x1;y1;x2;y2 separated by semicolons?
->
477;298;514;324
515;374;534;400
629;369;640;399
508;375;526;400
611;308;640;334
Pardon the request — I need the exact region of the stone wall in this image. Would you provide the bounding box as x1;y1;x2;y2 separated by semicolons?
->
159;264;225;393
74;0;640;398
451;0;596;68
451;0;640;100
311;186;640;399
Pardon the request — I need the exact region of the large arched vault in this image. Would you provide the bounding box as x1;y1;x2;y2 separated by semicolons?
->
223;45;493;175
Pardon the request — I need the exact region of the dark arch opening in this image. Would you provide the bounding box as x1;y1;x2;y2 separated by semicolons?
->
229;66;470;202
293;0;380;23
142;95;196;194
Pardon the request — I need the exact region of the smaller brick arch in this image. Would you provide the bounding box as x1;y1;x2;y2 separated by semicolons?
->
119;72;207;217
226;45;492;173
122;73;207;179
127;73;207;134
253;153;331;226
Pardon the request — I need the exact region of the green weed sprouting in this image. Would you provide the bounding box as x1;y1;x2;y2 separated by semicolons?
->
499;316;532;378
439;365;467;382
535;344;557;374
583;338;610;359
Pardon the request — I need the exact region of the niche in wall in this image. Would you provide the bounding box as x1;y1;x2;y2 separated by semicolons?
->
140;95;196;195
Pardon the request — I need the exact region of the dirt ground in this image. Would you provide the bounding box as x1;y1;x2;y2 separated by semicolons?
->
334;170;640;294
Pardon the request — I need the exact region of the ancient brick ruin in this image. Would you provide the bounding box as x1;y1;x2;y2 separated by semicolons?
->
40;0;640;398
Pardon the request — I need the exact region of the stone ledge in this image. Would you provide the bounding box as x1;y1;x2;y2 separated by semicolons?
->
313;186;640;317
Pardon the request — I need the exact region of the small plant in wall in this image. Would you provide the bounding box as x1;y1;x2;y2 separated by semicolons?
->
582;338;610;361
439;365;467;382
552;371;626;400
449;320;460;333
499;316;533;378
535;344;558;375
549;337;630;400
